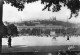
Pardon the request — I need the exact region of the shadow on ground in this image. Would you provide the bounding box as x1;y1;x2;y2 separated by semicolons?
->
2;45;80;53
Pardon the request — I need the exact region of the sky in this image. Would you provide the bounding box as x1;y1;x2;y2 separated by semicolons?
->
3;1;80;23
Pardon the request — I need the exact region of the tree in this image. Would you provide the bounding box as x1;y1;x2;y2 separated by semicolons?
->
7;24;18;36
0;0;80;52
4;0;80;19
19;28;27;35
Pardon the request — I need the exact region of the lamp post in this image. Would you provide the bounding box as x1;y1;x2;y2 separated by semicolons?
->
66;17;69;36
66;17;70;41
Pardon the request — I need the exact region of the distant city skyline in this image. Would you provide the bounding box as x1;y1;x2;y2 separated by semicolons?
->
3;1;80;23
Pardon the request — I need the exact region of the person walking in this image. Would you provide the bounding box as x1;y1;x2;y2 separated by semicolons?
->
67;35;69;40
8;36;12;47
66;35;70;41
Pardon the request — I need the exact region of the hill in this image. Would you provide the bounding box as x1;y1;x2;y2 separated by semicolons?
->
4;19;75;27
15;20;75;27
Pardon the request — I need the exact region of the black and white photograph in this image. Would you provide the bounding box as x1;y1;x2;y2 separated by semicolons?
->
0;0;80;55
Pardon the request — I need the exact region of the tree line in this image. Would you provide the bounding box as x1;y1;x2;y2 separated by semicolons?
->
2;23;77;37
19;27;77;36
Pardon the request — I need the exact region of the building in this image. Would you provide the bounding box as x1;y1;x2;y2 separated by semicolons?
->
17;25;64;31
